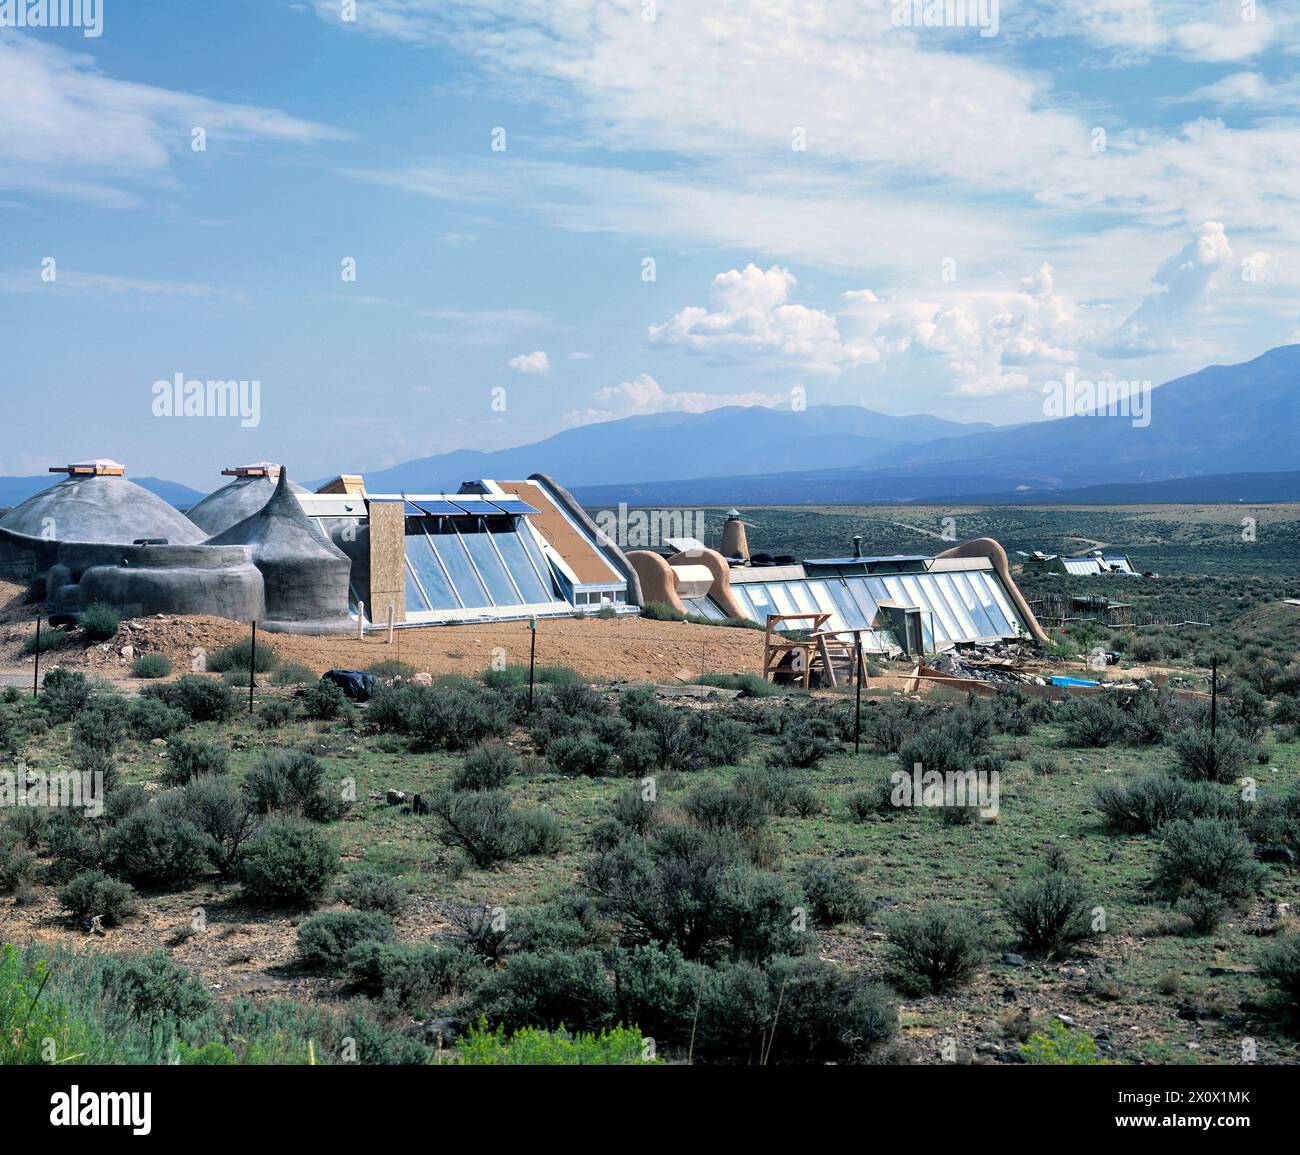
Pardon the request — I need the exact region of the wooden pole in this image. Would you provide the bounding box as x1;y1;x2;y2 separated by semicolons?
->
853;633;862;755
357;600;366;640
387;603;395;644
32;616;41;698
527;616;537;715
249;621;257;714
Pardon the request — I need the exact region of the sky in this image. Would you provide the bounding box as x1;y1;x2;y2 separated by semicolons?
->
2;0;1298;489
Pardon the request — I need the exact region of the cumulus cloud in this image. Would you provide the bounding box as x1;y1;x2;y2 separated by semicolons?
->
507;350;550;374
1101;222;1234;357
565;373;784;425
649;265;879;376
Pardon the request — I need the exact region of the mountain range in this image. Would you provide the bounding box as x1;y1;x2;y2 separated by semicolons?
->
2;347;1297;511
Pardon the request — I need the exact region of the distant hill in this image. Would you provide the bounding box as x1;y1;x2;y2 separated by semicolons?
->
357;346;1300;502
0;475;205;511
570;470;1300;507
354;405;1002;492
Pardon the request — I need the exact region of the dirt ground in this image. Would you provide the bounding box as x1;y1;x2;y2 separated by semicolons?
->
0;602;771;687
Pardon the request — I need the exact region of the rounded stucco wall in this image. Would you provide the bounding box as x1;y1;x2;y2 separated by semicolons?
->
60;562;265;622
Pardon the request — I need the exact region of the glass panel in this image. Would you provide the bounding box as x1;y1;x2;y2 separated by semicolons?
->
898;575;950;644
964;571;1005;634
789;581;819;615
517;524;556;590
406;530;459;610
827;581;868;630
845;577;881;626
432;532;490;608
980;572;1022;635
806;581;846;631
933;573;978;639
950;571;997;637
766;582;799;617
403;559;429;613
493;530;552;604
463;530;521;605
729;585;757;622
745;584;774;619
880;576;909;607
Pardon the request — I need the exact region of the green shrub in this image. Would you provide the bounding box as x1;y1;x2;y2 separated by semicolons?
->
480;663;583;690
338;869;408;916
609;785;658;836
109;951;216;1030
586;826;801;963
242;750;347;822
131;653;172;679
1;686;18;704
640;601;685;622
545;682;607;720
845;780;894;821
507;895;602;955
457;1018;652;1064
682;785;767;834
23;622;67;655
70;696;129;753
343;941;484;1013
430;790;559;867
208;637;279;673
71;744;118;798
144;676;237;723
303;679;348;720
1258;935;1300;1026
1170;725;1256;784
1060;697;1132;748
1093;773;1236;834
371;681;512;751
237;817;338;907
40;668;91;722
161;736;229;787
547;734;615;777
474;949;614;1032
999;867;1097;957
0;843;38;899
884;903;988;993
58;870;138;926
127;697;188;740
79;602;120;642
761;955;897;1063
271;663;315;686
259;698;295;728
1020;1019;1105;1065
298;910;396;970
103;807;211;889
1155;818;1265;930
797;860;867;925
178;775;260;875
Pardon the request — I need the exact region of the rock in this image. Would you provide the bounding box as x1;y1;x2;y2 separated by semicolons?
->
410;794;431;815
119;644;135;660
386;789;408;805
150;738;167;748
405;1016;461;1045
412;672;433;687
1002;952;1026;967
1256;843;1296;865
1055;1014;1075;1027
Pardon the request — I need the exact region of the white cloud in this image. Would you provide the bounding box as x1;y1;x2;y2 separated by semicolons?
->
0;36;345;206
507;350;550;374
566;373;784;425
649;264;879;375
1101;222;1234;357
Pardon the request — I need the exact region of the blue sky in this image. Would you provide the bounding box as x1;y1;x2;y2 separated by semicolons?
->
2;0;1298;488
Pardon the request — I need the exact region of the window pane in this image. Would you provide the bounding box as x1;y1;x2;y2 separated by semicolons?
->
406;530;458;610
767;582;799;617
463;531;521;605
432;533;489;607
493;529;552;603
950;572;997;637
403;559;429;612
